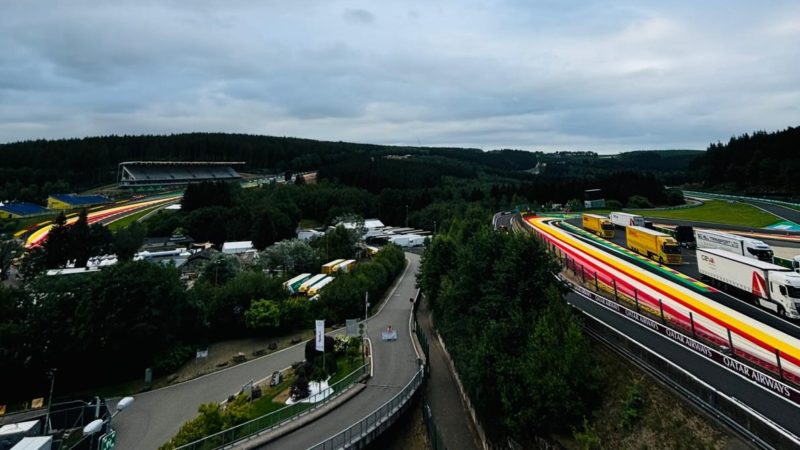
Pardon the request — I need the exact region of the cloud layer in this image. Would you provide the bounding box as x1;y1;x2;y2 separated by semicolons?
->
1;0;799;151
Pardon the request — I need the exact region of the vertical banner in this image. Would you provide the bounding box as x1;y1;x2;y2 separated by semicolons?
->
315;320;325;351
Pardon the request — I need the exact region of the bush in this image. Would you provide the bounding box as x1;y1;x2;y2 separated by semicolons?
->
620;379;644;429
626;195;653;208
153;345;194;376
605;200;623;210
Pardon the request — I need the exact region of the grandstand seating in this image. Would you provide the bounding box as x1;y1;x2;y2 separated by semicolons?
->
48;194;111;210
0;202;50;219
118;161;243;187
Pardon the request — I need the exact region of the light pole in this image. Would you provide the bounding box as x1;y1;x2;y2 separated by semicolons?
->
45;368;57;434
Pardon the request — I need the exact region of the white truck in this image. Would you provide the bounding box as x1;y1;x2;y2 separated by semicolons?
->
697;248;800;319
694;229;773;262
610;212;645;228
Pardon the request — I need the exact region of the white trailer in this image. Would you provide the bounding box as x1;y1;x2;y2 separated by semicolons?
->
609;212;645;228
694;229;773;262
697;248;800;319
298;274;326;293
307;276;335;296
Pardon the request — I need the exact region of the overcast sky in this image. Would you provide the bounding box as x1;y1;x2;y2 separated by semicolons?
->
1;1;799;151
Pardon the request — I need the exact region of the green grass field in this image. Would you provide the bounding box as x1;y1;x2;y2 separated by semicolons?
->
629;200;780;228
106;205;164;231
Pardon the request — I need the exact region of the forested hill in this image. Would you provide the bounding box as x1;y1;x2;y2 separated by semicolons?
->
695;126;800;193
0;133;538;198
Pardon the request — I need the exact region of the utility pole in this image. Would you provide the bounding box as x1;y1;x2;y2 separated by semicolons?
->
45;368;57;434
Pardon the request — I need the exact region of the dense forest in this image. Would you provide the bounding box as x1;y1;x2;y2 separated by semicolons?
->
694;126;800;194
419;215;600;443
0;133;699;206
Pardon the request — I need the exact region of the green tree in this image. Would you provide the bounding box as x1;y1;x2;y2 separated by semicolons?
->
199;253;240;286
251;211;276;250
261;239;320;274
244;299;282;332
44;212;70;268
0;240;22;281
70;209;92;267
114;222;145;261
311;225;357;261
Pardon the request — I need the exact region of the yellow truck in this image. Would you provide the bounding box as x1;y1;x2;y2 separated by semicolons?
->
582;213;615;238
322;259;346;274
625;226;682;265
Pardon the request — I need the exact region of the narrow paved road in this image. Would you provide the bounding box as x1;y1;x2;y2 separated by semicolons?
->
417;295;480;450
114;254;420;450
258;254;421;449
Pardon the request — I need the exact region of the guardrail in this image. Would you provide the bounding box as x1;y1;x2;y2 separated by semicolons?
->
307;365;426;450
174;363;369;450
579;304;800;449
683;191;800;209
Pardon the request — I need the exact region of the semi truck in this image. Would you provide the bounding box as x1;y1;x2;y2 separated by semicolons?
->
697;248;800;319
298;274;326;293
625;226;682;265
282;273;311;294
582;213;615;238
694;229;773;262
307;276;334;296
322;259;345;274
610;212;645;228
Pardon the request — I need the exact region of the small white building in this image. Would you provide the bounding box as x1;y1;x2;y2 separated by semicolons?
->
297;229;324;241
222;241;254;254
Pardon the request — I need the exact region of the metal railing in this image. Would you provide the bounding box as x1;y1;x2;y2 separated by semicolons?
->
174;363;369;450
307;365;426;450
422;397;447;450
581;309;800;449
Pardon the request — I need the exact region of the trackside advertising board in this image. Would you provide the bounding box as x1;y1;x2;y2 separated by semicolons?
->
564;277;800;404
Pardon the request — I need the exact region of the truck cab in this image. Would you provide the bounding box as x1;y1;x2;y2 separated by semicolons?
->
745;242;774;262
769;271;800;317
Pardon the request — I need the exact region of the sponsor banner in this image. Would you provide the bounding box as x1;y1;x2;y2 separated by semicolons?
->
196;348;209;359
315;320;325;351
569;280;800;405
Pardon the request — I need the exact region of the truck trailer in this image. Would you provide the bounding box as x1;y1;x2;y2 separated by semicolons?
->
609;212;645;228
697;248;800;319
625;226;682;265
694;229;773;262
298;274;326;293
321;259;346;274
282;273;311;294
582;213;615;238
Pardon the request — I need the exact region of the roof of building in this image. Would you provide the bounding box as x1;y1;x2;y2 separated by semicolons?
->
222;241;254;251
0;202;49;216
50;194;110;206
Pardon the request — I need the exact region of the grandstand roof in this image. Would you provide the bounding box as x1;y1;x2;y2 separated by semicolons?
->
118;161;243;187
0;202;49;216
120;161;245;166
50;194;111;206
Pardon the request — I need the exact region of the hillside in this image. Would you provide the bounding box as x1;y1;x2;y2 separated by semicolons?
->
694;126;800;195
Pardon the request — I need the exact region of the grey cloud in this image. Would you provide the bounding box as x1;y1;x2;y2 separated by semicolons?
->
343;8;375;25
0;0;799;151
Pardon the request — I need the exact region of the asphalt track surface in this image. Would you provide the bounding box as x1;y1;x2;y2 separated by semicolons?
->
561;217;800;340
114;254;421;450
567;290;800;437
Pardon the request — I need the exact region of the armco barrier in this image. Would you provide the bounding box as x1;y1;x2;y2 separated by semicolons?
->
307;365;425;450
580;306;800;449
174;363;369;450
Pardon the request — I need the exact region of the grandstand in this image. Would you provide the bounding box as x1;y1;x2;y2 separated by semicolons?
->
0;202;50;219
118;161;244;188
48;194;111;210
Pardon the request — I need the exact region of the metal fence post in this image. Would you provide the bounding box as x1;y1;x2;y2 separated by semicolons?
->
634;289;640;313
612;279;618;301
727;329;736;354
776;349;784;380
594;272;599;291
658;298;666;324
689;312;696;339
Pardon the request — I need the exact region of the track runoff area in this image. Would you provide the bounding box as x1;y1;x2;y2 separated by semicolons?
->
520;215;800;407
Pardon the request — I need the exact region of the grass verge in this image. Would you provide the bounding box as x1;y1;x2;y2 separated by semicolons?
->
106;204;165;231
629;200;780;228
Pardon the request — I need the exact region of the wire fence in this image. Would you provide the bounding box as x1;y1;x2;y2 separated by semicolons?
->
174;363;369;450
422;397;447;450
307;365;425;450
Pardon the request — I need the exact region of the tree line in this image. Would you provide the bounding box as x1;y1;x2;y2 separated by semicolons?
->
694;126;800;195
418;215;601;444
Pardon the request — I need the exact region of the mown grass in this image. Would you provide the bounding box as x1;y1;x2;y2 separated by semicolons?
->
106;205;164;231
629;200;780;228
